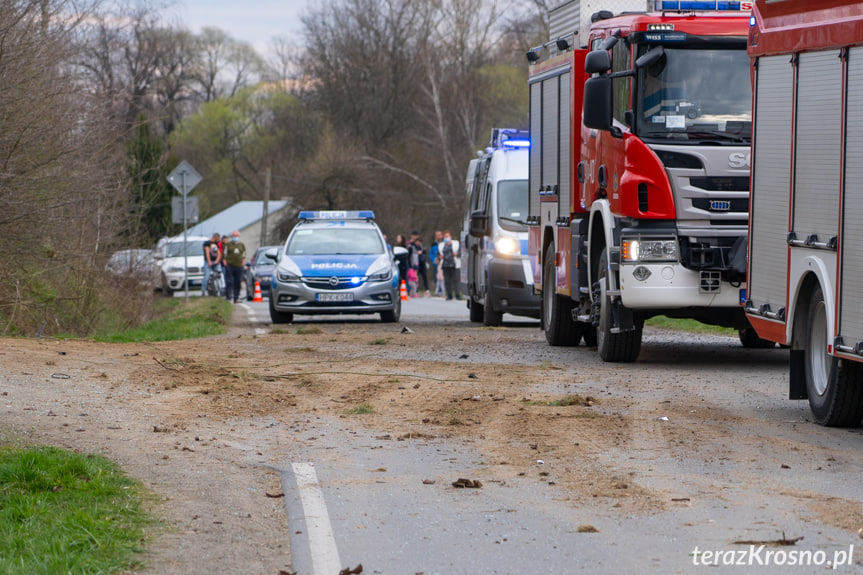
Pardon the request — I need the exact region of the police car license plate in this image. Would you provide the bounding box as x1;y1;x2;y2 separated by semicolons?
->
316;293;354;302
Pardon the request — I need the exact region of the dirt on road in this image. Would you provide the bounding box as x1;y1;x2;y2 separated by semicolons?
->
1;312;862;573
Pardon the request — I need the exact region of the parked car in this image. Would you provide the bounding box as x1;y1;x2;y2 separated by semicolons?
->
105;249;160;289
268;211;406;323
156;235;210;296
244;245;281;300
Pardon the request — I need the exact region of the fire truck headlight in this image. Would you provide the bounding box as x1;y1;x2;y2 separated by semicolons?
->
494;237;520;256
622;239;678;262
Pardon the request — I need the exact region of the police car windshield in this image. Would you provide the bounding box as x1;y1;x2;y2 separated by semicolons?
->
497;180;528;231
286;228;384;256
636;46;751;143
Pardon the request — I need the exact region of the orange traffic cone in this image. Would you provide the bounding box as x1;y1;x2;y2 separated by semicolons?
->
253;281;263;302
400;280;408;301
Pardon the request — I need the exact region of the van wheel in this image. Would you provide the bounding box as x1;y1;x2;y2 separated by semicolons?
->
542;243;582;346
595;250;641;362
738;326;775;348
483;281;503;326
804;285;863;426
469;300;483;322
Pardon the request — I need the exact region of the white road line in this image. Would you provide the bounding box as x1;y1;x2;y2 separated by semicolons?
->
292;462;342;575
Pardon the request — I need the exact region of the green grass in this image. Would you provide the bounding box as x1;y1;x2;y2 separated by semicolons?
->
0;445;156;574
94;297;232;343
346;403;374;415
645;315;737;336
296;326;323;335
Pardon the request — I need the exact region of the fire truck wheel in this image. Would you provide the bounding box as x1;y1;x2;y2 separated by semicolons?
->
595;249;642;363
542;243;582;346
469;299;483;322
804;285;863;426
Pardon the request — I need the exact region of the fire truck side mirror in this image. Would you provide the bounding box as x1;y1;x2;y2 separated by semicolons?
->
584;50;611;74
469;210;489;238
583;76;617;136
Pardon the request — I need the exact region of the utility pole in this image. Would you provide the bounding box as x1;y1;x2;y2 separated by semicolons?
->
261;167;271;247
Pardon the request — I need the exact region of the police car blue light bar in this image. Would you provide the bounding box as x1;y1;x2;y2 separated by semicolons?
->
655;1;744;10
299;211;375;220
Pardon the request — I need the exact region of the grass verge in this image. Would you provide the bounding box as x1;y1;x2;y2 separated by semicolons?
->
644;315;738;336
94;297;233;342
0;445;157;574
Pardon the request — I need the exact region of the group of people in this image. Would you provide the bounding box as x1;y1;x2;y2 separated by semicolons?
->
393;229;461;301
201;230;247;303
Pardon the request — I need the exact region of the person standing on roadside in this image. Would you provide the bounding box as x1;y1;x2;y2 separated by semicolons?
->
437;230;461;300
223;230;246;303
201;233;222;296
408;231;429;296
428;230;443;296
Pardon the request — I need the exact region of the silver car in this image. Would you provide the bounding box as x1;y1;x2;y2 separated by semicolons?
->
268;211;405;323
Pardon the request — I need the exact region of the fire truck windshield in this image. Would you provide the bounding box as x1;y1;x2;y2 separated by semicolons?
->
636;46;751;144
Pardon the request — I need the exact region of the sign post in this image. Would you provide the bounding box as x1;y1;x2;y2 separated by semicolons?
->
167;161;203;301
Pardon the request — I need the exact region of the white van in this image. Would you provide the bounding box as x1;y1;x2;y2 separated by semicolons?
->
461;129;540;325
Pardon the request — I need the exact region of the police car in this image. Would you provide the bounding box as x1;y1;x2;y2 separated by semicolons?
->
267;211;406;323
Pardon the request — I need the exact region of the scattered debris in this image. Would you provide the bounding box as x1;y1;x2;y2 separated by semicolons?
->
339;564;363;575
422;479;435;485
452;478;483;488
266;492;285;498
578;525;599;533
463;395;481;401
459;354;469;359
671;497;691;502
153;425;168;433
657;416;669;422
375;434;392;440
733;533;803;546
537;460;545;465
467;373;478;379
279;570;298;575
50;373;70;379
401;326;414;334
781;464;790;469
371;467;387;472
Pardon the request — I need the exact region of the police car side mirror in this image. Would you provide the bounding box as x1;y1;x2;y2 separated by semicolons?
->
392;246;408;257
469;210;488;238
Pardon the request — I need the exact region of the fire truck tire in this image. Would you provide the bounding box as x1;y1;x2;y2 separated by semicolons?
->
595;250;642;362
738;326;776;348
804;285;863;426
269;297;293;324
542;243;582;346
469;300;484;322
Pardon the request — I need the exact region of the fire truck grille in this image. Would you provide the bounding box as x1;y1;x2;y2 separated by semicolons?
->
689;176;749;192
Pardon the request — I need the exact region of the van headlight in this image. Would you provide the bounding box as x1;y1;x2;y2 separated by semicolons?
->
622;238;678;262
494;237;520;256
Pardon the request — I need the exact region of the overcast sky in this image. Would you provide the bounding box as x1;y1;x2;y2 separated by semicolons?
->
175;0;309;53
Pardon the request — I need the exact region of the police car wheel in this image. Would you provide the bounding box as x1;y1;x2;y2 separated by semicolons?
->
269;297;293;324
380;297;401;323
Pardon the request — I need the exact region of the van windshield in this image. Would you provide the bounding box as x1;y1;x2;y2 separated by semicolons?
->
497;180;528;232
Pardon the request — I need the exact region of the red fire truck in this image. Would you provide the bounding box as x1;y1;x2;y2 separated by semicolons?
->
528;1;756;362
746;0;863;426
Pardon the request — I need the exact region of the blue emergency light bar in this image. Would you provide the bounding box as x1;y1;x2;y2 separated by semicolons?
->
502;139;531;149
299;210;375;221
654;1;745;10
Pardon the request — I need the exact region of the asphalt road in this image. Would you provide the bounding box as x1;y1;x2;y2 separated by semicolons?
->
234;296;863;575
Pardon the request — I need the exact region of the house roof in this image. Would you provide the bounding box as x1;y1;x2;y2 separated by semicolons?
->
185;201;290;238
